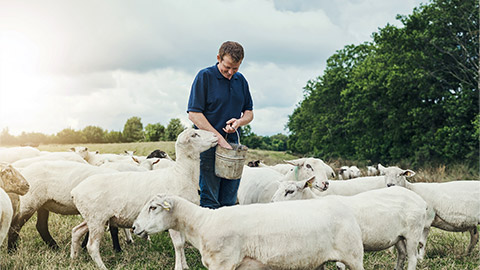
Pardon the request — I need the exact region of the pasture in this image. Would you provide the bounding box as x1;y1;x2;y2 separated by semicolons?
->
0;142;478;269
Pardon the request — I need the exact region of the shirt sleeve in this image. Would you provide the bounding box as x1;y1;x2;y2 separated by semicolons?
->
242;78;253;112
187;71;206;113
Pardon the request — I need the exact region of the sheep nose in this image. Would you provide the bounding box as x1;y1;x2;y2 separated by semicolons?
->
387;183;395;187
131;225;136;231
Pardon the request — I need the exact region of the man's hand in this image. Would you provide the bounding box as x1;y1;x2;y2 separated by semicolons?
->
218;136;233;149
223;118;238;134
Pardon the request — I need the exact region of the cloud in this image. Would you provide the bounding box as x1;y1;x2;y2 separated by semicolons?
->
0;0;424;137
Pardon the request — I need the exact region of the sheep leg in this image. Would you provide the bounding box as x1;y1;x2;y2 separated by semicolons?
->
86;224;107;270
394;240;407;270
36;208;58;249
169;229;189;270
7;207;37;251
405;237;419;270
109;225;122;252
418;226;431;260
71;221;88;259
467;226;479;254
335;261;346;270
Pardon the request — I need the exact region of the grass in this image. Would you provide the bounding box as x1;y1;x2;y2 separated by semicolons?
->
1;142;479;269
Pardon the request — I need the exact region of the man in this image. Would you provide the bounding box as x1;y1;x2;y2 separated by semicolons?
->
187;41;254;209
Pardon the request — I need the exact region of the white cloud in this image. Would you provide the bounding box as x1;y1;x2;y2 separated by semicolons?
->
0;0;424;136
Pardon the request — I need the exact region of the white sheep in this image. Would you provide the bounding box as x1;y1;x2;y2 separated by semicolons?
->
272;178;432;270
237;158;330;205
270;158;336;179
0;146;41;163
337;165;362;180
11;151;88;168
377;163;387;175
384;166;480;255
0;163;30;248
133;193;365;270
312;176;386;197
70;128;218;270
7;160;121;251
366;165;378;176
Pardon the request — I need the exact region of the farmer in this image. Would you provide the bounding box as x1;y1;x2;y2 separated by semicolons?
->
187;41;254;209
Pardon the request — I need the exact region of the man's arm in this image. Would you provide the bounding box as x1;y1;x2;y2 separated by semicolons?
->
188;111;232;149
223;110;254;133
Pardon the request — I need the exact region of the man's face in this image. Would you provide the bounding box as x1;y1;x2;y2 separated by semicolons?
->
217;54;242;80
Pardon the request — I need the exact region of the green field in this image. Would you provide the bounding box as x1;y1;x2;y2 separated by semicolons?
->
1;142;479;269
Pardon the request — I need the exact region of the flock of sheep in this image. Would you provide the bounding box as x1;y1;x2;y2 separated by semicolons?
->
0;127;479;270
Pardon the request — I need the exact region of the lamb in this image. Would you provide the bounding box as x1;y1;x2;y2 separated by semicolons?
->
271;178;432;270
70;128;218;270
0;146;41;163
384;166;480;255
133;193;365;270
237;158;330;205
7;160;122;251
0;163;30;247
270;158;336;179
337;165;361;180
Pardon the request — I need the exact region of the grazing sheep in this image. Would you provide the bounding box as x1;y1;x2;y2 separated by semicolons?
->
133;193;365;270
70;128;218;270
0;163;30;248
384;166;480;255
7;161;120;251
272;178;432;270
0;146;41;163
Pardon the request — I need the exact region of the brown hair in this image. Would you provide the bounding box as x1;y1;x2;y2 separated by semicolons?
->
218;41;244;63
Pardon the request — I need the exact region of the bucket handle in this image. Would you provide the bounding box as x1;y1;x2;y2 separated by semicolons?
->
225;128;241;145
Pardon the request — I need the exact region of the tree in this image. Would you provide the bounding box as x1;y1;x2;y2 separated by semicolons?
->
145;123;166;141
105;130;124;143
0;128;17;145
56;128;85;144
123;117;144;142
165;118;185;141
82;126;105;143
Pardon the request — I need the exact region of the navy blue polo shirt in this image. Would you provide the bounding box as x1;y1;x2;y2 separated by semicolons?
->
187;63;253;139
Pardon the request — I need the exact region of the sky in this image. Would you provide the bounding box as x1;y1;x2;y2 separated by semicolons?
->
0;0;425;137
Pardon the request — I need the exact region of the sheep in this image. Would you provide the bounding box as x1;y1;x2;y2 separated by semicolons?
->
7;160;122;251
0;146;41;163
366;165;378;176
246;160;265;167
146;149;173;160
312;176;387;197
70;128;218;270
337;165;361;180
271;158;336;179
11;151;88;168
70;147;100;165
383;166;480;255
378;163;387;175
271;178;432;270
0;163;30;248
237;158;330;205
132;193;365;270
99;157;161;172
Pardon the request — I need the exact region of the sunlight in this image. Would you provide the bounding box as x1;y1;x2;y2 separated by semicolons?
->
0;31;43;124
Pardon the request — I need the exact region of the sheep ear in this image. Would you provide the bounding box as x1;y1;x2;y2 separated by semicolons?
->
132;157;140;164
161;199;173;211
152;158;160;165
402;169;416;177
304;176;316;188
95;150;99;154
285;158;305;166
70;147;75;152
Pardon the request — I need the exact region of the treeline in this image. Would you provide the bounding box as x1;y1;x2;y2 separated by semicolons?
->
0;116;288;151
287;0;479;166
0;117;186;145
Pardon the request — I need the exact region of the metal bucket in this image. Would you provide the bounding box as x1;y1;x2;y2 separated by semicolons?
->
215;130;248;180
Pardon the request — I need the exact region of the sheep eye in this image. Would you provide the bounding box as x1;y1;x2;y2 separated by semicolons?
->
149;206;157;211
306;164;313;170
191;133;200;138
285;190;294;196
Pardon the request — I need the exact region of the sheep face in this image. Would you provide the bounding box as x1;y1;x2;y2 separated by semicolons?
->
0;163;30;195
176;128;218;154
271;177;319;202
383;166;415;187
285;158;330;182
133;194;175;238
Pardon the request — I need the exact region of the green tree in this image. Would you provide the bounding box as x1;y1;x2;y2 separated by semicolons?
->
145;123;166;141
165;118;186;141
123;117;144;142
105;130;124;143
82;126;105;143
56;128;85;144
